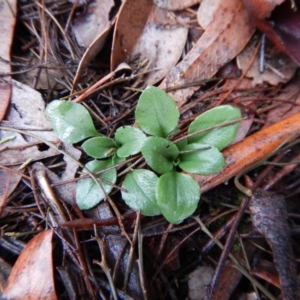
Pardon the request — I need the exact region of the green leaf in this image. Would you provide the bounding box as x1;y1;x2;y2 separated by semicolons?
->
141;137;179;174
188;105;241;150
115;126;147;157
76;159;117;210
179;143;225;175
82;137;117;159
45;100;99;143
135;86;179;137
121;169;161;216
156;172;200;224
175;138;187;151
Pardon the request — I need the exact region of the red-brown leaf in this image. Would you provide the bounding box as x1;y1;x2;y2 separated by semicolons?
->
2;230;57;300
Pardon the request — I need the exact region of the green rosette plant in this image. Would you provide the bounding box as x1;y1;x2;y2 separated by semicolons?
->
46;86;241;224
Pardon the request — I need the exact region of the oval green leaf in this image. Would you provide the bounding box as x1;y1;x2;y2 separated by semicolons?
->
156;172;200;224
135;86;179;137
82;137;117;159
179;143;225;175
115;126;147;157
141;137;179;174
76;159;117;210
121;169;161;216
188;105;241;150
45;100;99;143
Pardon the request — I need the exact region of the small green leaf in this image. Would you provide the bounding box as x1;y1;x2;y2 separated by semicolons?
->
135;86;179;137
76;159;117;210
175;138;187;151
82;137;117;159
188;105;241;150
179;143;225;175
141;137;179;174
112;154;126;165
121;169;161;216
156;172;200;224
46;100;99;143
115;126;147;157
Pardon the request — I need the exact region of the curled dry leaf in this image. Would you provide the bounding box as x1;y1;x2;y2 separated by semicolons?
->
237;38;297;85
72;23;115;88
2;230;57;300
72;0;115;47
0;0;17;121
160;0;255;107
111;0;189;86
153;0;201;10
249;191;299;299
192;111;300;193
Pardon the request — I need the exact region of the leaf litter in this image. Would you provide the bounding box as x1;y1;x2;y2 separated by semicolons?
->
1;0;300;299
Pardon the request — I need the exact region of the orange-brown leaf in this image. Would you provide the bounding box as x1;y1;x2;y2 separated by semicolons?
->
2;230;57;300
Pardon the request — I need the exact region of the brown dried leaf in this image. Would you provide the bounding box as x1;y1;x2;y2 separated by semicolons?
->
0;0;17;121
111;0;188;86
153;0;201;10
0;167;23;216
0;81;59;166
237;39;297;85
72;23;114;88
249;191;299;299
160;0;255;107
72;0;115;47
2;230;57;300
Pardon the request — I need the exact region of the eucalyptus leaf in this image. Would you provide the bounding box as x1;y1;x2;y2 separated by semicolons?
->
121;169;161;216
188;105;241;150
46;100;99;143
82;137;117;159
76;159;117;210
179;143;225;175
135;86;179;137
115;126;147;157
156;172;200;224
141;137;179;174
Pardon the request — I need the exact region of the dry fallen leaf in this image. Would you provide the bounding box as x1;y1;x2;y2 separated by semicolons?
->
0;0;17;121
237;38;297;85
160;0;255;107
153;0;201;10
111;0;188;86
188;266;214;300
0;167;23;216
0;80;60;166
72;0;115;47
2;229;57;300
72;23;115;89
